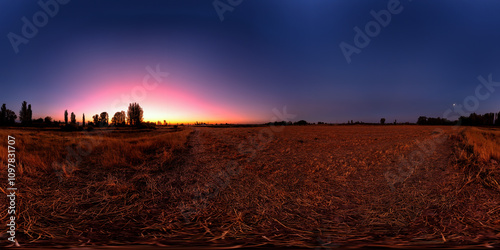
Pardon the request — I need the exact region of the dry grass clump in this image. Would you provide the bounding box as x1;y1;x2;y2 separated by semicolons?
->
453;127;500;192
460;127;500;162
0;127;193;247
0;129;67;175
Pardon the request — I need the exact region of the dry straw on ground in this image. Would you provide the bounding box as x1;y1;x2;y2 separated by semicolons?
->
0;125;499;248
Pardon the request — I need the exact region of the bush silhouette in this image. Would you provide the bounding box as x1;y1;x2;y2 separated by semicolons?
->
294;120;308;125
61;123;81;131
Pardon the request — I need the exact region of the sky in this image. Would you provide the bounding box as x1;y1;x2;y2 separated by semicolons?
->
1;0;500;124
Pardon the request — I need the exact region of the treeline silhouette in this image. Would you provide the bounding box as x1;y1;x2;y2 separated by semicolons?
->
0;101;157;130
2;100;499;128
62;102;149;131
264;120;312;126
0;101;34;126
418;111;500;126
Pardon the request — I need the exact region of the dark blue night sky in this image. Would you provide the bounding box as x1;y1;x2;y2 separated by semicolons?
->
1;0;500;123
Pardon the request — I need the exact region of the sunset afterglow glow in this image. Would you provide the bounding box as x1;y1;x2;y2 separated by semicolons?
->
1;1;500;124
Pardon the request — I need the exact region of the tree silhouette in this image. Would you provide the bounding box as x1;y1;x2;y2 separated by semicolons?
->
0;104;16;125
417;116;427;125
99;112;109;126
28;104;32;124
6;109;16;124
121;111;126;125
0;104;6;125
485;112;495;125
44;116;52;124
82;114;85;127
0;104;17;125
64;110;68;125
127;102;143;126
111;113;118;125
111;111;126;125
380;118;386;125
70;112;76;124
93;114;99;124
19;101;28;124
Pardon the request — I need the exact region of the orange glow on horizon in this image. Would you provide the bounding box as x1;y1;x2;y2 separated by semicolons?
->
52;78;264;124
